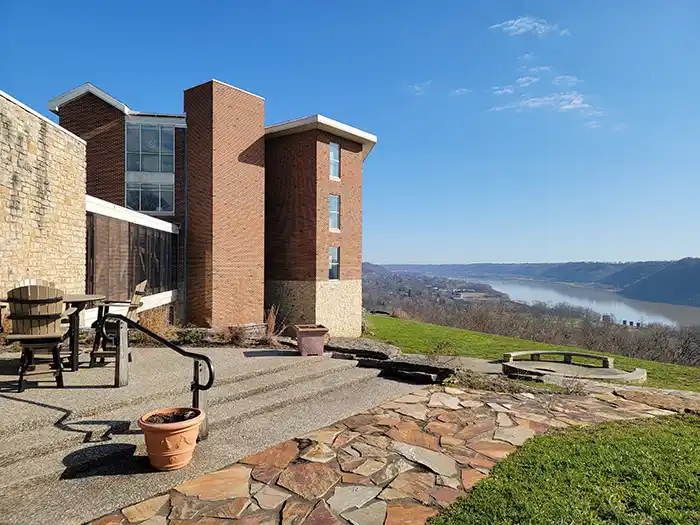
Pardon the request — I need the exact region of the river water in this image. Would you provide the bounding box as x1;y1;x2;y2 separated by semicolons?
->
469;278;700;327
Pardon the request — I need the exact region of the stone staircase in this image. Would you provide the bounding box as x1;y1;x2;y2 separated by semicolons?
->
0;347;421;525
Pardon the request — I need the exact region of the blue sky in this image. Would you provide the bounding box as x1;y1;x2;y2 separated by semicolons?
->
2;1;699;264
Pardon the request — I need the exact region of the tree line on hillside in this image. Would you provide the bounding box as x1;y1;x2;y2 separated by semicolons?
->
363;264;700;367
387;258;700;308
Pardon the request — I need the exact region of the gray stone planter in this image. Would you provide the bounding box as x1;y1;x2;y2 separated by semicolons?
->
294;324;329;356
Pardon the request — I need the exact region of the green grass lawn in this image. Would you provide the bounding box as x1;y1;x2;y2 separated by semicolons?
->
366;315;700;392
430;416;700;525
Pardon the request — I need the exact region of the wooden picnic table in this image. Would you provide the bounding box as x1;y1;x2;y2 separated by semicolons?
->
63;294;105;371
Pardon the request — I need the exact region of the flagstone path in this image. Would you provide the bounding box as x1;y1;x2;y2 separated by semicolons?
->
88;385;687;525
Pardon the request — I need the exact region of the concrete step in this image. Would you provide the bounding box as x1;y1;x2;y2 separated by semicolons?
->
0;374;422;525
0;361;377;490
0;357;357;467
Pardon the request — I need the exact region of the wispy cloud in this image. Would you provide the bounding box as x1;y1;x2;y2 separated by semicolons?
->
585;109;604;117
516;76;539;87
585;121;601;129
449;87;472;97
611;123;628;132
492;86;515;95
519;52;536;61
490;16;570;37
553;75;582;86
408;80;432;96
490;91;593;113
527;65;552;73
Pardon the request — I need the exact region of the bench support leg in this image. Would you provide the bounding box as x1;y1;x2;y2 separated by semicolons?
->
115;321;129;387
193;360;209;441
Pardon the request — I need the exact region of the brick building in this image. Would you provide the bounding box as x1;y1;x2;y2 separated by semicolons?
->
48;81;376;336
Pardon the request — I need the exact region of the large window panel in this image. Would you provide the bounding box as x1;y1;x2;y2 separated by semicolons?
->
329;246;340;280
125;123;175;174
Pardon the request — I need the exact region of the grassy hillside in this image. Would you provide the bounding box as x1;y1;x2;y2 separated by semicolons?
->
366;315;700;392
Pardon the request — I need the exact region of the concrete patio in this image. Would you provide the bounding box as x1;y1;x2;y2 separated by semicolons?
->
0;347;421;525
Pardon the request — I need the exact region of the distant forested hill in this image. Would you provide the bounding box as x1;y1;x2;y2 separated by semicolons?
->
384;259;700;307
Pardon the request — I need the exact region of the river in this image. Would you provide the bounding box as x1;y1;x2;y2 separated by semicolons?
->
469;278;700;327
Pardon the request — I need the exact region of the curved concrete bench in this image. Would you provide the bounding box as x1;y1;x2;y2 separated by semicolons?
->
503;350;614;369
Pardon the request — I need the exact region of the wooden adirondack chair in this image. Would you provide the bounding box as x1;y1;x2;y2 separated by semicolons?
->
5;280;76;392
90;280;147;367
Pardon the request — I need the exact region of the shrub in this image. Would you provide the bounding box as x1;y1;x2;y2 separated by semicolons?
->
263;305;286;346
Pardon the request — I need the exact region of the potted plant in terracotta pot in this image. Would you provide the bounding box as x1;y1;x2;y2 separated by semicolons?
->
138;407;205;471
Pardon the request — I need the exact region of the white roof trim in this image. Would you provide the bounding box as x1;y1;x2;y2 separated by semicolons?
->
126;114;187;128
0;89;86;144
211;79;265;100
86;195;179;234
265;114;377;157
48;83;131;115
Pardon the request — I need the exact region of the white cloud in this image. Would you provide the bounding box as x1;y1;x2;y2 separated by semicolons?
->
492;86;515;95
585;109;605;117
409;80;432;96
585;121;601;129
489;91;594;114
516;76;540;87
449;87;472;96
527;65;552;73
612;123;628;132
553;75;582;86
519;52;536;61
490;16;570;37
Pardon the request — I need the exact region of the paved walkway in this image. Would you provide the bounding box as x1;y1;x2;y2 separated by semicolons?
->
88;385;687;525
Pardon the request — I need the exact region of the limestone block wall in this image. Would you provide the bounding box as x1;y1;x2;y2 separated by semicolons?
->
316;279;362;337
0;91;87;294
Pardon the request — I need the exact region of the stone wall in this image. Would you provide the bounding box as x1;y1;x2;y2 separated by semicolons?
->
265;280;317;328
316;280;363;337
0;91;87;294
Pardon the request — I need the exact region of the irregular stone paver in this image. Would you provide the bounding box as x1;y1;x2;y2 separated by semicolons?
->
204;498;251;518
342;500;387;525
303;501;343;525
88;383;685;525
389;441;458;477
327;485;382;513
302;427;345;444
278;463;340;500
386;421;440;451
388;472;435;504
282;499;314;525
494;425;536;446
122;494;169;523
254;485;292;510
174;464;251;501
241;440;299;469
301;442;336;463
385;502;438;525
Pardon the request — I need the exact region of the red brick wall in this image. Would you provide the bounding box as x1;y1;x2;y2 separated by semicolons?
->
211;81;265;326
316;131;363;281
184;80;265;327
183;82;214;326
264;131;318;281
57;93;125;205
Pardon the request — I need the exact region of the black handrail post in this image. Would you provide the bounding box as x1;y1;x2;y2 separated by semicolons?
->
115;320;129;387
193;359;209;441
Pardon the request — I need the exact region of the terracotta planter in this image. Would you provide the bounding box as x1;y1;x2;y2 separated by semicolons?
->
138;407;205;471
294;324;329;356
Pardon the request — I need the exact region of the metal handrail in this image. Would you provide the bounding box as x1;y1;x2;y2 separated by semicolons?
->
100;313;215;391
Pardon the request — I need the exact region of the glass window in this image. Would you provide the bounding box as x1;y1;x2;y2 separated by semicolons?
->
330;142;340;179
125;124;175;173
124;182;175;214
161;128;174;153
329;195;340;230
329;247;340;280
126;125;140;152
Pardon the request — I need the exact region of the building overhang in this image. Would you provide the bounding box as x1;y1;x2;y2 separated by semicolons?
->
48;83;187;127
265;114;377;159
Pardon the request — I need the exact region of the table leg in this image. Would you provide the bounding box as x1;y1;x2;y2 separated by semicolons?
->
70;312;80;372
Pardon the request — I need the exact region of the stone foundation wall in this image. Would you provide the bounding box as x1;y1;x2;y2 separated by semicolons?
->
0;91;86;294
264;280;316;329
316;279;362;337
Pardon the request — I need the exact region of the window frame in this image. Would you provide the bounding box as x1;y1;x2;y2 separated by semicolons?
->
125;123;176;215
329;194;341;231
329;142;340;180
329;246;340;280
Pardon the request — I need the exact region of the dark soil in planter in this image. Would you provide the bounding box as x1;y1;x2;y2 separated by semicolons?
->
146;409;198;424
